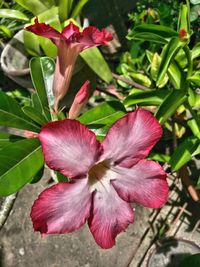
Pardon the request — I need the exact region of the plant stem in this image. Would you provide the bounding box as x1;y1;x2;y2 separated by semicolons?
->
183;45;193;79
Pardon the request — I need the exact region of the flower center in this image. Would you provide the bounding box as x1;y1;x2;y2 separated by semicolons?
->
88;160;110;185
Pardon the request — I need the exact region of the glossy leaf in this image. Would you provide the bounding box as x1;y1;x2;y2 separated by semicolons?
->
151;53;168;87
0;9;29;21
88;124;111;141
187;119;200;138
78;101;126;125
30;165;44;184
155;90;187;124
0;91;40;132
191;43;200;60
30;57;55;121
15;0;49;15
188;88;200;108
124;89;170;107
178;4;190;33
148;153;170;163
128;32;168;44
80;47;113;83
156;38;184;87
0;138;44;196
178;254;200;267
22;106;48;125
129;72;151;87
0;132;24;150
169;136;199;171
188;71;200;86
168;61;182;89
128;24;178;39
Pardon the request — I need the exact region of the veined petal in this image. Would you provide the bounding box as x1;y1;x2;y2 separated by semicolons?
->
31;179;92;234
89;184;134;249
25;18;62;45
39;119;101;178
101;109;163;167
111;159;168;208
62;22;80;39
78;26;113;50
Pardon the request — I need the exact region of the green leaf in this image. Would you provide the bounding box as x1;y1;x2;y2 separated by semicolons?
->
0;9;29;21
80;47;113;83
151;53;168;87
124;89;169;107
128;32;168;44
187;119;200;138
155;90;187;124
71;0;88;19
56;0;72;21
88;124;111;141
22;106;48;125
129;72;151;87
0;91;40;132
188;71;200;86
30;57;55;121
178;254;200;267
148;152;170;163
169;136;199;171
23;31;41;57
168;61;182;89
30;165;44;184
188;88;200;108
128;24;178;40
31;92;43;113
191;42;200;60
190;5;200;22
157;38;184;87
0;25;12;38
190;0;200;4
0;132;24;150
178;4;190;33
15;0;49;15
79;101;126;125
0;138;44;196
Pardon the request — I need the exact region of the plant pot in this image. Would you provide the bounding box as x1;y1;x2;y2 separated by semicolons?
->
0;30;33;89
146;237;200;267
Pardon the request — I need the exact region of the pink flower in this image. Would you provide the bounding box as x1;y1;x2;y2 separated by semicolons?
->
26;19;112;113
68;80;90;119
31;109;168;249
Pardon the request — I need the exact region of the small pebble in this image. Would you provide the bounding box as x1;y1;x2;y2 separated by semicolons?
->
19;248;25;256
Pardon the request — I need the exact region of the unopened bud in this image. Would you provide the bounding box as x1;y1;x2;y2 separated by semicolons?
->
69;81;90;119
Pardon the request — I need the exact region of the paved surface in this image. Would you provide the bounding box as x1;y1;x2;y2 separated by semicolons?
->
0;169;150;267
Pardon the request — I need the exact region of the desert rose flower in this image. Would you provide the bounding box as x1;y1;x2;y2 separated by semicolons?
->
31;109;168;249
26;19;112;113
68;80;90;119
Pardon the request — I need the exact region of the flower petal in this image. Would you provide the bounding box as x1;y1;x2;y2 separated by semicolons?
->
62;22;80;39
101;109;163;167
111;159;168;208
88;184;134;249
31;178;92;234
25;18;62;45
78;26;113;50
39;119;101;178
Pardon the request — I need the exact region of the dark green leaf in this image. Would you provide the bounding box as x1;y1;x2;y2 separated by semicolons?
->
128;32;168;44
0;138;44;196
124;89;169;107
30;57;55;121
79;101;126;125
0;91;40;132
169;136;199;171
30;165;44;184
0;132;24;150
22;106;48;125
178;253;200;267
71;0;88;19
155;90;187;124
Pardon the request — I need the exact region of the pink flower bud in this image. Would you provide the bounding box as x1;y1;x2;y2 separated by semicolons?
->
69;81;90;119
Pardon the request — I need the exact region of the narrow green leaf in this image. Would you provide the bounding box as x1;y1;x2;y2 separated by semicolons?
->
168;61;182;89
128;32;168;44
15;0;48;15
169;136;200;171
80;47;113;83
30;57;55;121
0;9;29;21
188;71;200;86
71;0;88;19
0;91;40;132
191;43;200;60
0;25;12;38
148;152;170;163
0;132;24;150
178;4;190;33
23;31;41;57
22;106;48;125
31;92;43;113
155;90;187;124
128;24;178;39
151;53;168;87
0;138;44;196
187;119;200;138
124;89;169;107
79;101;126;125
56;0;72;21
129;72;151;87
157;38;184;87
